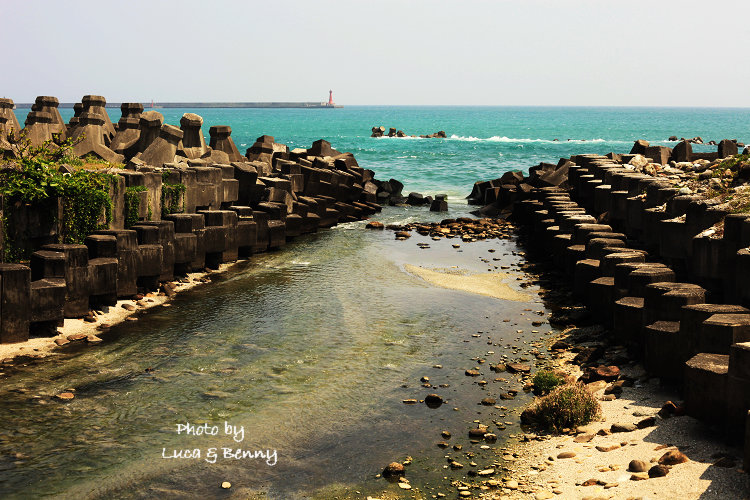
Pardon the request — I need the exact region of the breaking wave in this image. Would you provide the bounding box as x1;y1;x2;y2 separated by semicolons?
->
448;135;625;144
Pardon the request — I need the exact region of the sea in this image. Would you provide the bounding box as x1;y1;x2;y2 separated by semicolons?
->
1;106;749;499
15;105;750;199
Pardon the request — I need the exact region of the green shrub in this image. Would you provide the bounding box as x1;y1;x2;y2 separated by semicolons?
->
521;383;601;433
532;370;564;396
0;133;114;260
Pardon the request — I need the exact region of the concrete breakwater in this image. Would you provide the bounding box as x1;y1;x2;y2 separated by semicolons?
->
0;95;407;346
469;140;750;471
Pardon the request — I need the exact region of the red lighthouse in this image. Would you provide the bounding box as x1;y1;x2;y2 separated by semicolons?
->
328;90;333;106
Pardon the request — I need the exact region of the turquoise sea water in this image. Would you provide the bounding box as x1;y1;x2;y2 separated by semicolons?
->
15;105;750;199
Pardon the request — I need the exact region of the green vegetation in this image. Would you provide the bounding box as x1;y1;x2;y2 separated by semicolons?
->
124;185;148;228
161;172;186;217
717;153;750;172
532;370;565;396
0;134;114;261
521;383;601;433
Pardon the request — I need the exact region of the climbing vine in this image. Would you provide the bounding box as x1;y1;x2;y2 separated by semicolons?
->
0;133;114;261
161;172;186;217
124;185;148;228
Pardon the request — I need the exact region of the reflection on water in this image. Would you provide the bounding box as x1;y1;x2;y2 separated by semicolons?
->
0;207;552;499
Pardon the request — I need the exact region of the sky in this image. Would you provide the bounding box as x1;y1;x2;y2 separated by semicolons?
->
2;0;748;107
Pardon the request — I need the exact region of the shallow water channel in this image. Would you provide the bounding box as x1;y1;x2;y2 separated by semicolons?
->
0;206;556;499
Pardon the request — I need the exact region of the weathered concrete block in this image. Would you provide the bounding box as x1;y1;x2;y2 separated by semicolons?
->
644;320;682;380
681;304;750;366
699;314;750;355
30;278;66;328
42;244;90;318
0;264;31;343
88;257;118;304
614;296;644;348
685;353;728;424
92;230;138;297
133;221;175;281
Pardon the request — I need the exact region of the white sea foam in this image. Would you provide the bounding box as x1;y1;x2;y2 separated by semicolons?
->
448;135;624;144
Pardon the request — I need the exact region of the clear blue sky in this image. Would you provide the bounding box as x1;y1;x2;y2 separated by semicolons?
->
2;0;748;106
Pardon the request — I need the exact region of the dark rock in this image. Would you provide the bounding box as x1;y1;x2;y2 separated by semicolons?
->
382;462;405;477
630;139;650;155
648;464;670;477
424;394;444;408
506;363;530;374
658;450;688;465
480;397;496;406
636;416;656;429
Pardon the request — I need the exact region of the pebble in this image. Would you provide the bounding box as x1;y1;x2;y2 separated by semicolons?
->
383;462;405;477
611;422;637;433
628;459;650;472
659;450;688;465
595;444;620;452
55;392;75;400
557;452;576;459
220;482;231;489
648;464;670;477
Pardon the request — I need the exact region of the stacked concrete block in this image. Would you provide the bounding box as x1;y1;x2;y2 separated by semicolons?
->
0;264;32;343
111;117;141;155
132;221;176;281
81;95;116;140
70;112;124;163
139;124;183;167
22;111;54;147
199;210;238;268
0;98;21;139
227;207;257;257
126;111;164;159
177;113;209;160
39;244;90;317
209;125;243;162
34;96;66;141
92;230;139;297
162;214;200;274
219;164;240;206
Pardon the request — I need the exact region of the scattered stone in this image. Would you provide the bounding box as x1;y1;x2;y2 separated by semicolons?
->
648;464;670;477
611;423;637;433
366;221;384;229
636;416;656;429
383;462;405;477
450;461;464;469
506;363;531;374
122;303;136;311
557;451;576;459
54;338;69;347
596;444;620;452
220;482;231;489
573;433;595;443
628;460;650;472
465;369;481;376
402;399;418;404
481;397;496;406
658;450;688;465
424;394;444;407
441;430;451;439
55;392;75;400
477;468;495;476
